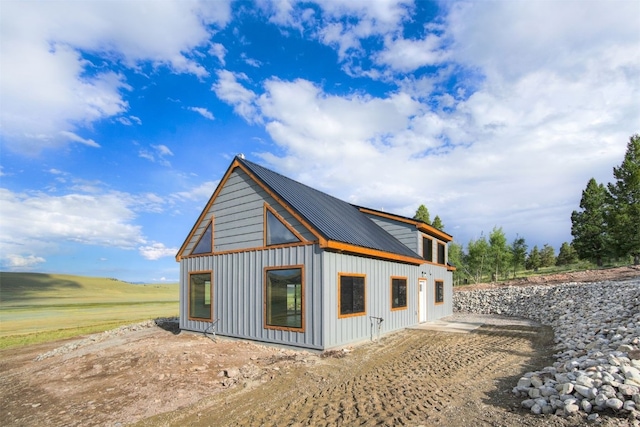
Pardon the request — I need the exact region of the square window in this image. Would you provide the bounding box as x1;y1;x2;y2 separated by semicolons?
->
391;277;407;310
265;267;303;330
339;274;366;317
189;272;212;320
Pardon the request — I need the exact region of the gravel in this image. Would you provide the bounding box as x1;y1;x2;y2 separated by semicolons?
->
454;278;640;421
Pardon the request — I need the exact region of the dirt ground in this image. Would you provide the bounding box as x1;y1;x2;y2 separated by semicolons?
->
1;267;638;427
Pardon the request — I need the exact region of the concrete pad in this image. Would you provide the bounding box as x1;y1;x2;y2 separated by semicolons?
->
410;320;484;334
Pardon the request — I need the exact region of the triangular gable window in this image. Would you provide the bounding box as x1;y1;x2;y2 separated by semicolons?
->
266;210;300;246
191;222;212;254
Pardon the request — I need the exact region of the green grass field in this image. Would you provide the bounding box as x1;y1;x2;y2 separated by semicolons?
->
0;272;179;349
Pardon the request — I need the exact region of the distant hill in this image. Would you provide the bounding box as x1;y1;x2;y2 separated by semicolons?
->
0;272;178;308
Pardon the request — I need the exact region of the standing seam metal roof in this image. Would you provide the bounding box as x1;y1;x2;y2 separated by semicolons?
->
237;157;422;260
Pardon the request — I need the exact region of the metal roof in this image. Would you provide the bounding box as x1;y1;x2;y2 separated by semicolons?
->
238;156;422;260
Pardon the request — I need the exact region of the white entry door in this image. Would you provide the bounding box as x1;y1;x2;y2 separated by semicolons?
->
418;278;427;323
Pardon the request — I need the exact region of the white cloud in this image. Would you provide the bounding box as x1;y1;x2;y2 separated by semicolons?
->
171;181;219;203
3;254;47;270
212;70;260;123
139;144;174;166
209;42;227;65
188;106;215;120
0;188;148;267
0;0;232;153
375;33;449;72
138;242;178;260
59;131;100;148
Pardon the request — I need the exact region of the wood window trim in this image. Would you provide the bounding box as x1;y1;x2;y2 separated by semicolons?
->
437;242;446;265
263;203;307;247
187;270;213;322
434;279;444;305
390;276;408;311
190;219;214;256
422;235;433;262
338;273;367;319
263;265;305;333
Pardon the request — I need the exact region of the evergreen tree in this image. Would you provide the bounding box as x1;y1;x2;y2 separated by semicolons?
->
432;215;444;230
526;245;541;270
509;236;528;278
447;242;469;285
488;226;510;281
414;204;431;224
606;134;640;265
571;178;609;266
540;244;555;267
467;234;489;283
556;242;578;266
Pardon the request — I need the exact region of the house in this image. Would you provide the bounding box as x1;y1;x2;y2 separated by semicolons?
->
176;155;454;350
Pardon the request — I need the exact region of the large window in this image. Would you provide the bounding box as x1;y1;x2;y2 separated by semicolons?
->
339;274;366;317
265;267;303;330
265;208;300;246
391;277;407;310
189;272;212;320
191;222;212;255
435;280;444;304
437;242;445;265
423;237;433;261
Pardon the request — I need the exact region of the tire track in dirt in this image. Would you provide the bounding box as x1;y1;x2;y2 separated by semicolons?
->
142;324;554;427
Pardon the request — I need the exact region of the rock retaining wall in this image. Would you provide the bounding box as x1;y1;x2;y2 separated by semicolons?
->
454;279;640;421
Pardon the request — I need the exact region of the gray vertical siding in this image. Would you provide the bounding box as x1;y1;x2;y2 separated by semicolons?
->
180;244;324;350
322;252;415;349
365;215;419;253
418;263;453;321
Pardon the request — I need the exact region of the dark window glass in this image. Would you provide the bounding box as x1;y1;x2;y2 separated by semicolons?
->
339;275;365;316
423;237;433;261
266;210;300;245
391;278;407;309
435;280;444;304
266;268;303;329
437;243;445;265
192;222;212;254
189;273;212;320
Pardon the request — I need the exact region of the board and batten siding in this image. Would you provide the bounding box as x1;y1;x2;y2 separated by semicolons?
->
365;215;419;254
180;244;324;350
322;252;420;349
421;263;454;321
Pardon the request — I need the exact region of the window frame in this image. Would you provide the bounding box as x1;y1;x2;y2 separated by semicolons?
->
188;271;213;321
435;280;444;305
437;242;445;265
390;276;408;311
422;236;433;262
263;203;304;247
191;220;213;255
338;273;367;319
263;265;305;332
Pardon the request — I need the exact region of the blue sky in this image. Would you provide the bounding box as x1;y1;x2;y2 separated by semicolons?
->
1;0;638;282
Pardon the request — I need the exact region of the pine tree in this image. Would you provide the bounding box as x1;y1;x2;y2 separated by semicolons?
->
571;178;609;266
556;242;578;266
414;204;431;224
432;215;444;230
606;134;640;265
509;236;528;277
540;244;555;267
526;245;541;270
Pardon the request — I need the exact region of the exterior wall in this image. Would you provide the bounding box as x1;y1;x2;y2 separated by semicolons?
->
321;252;453;349
180;244;324;350
365;215;419;254
420;263;454;321
183;168;316;255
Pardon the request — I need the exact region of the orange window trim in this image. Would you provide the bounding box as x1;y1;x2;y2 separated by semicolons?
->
190;218;214;256
390;276;408;311
263;265;305;332
434;279;445;305
338;273;367;319
263;203;308;246
187;270;213;322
